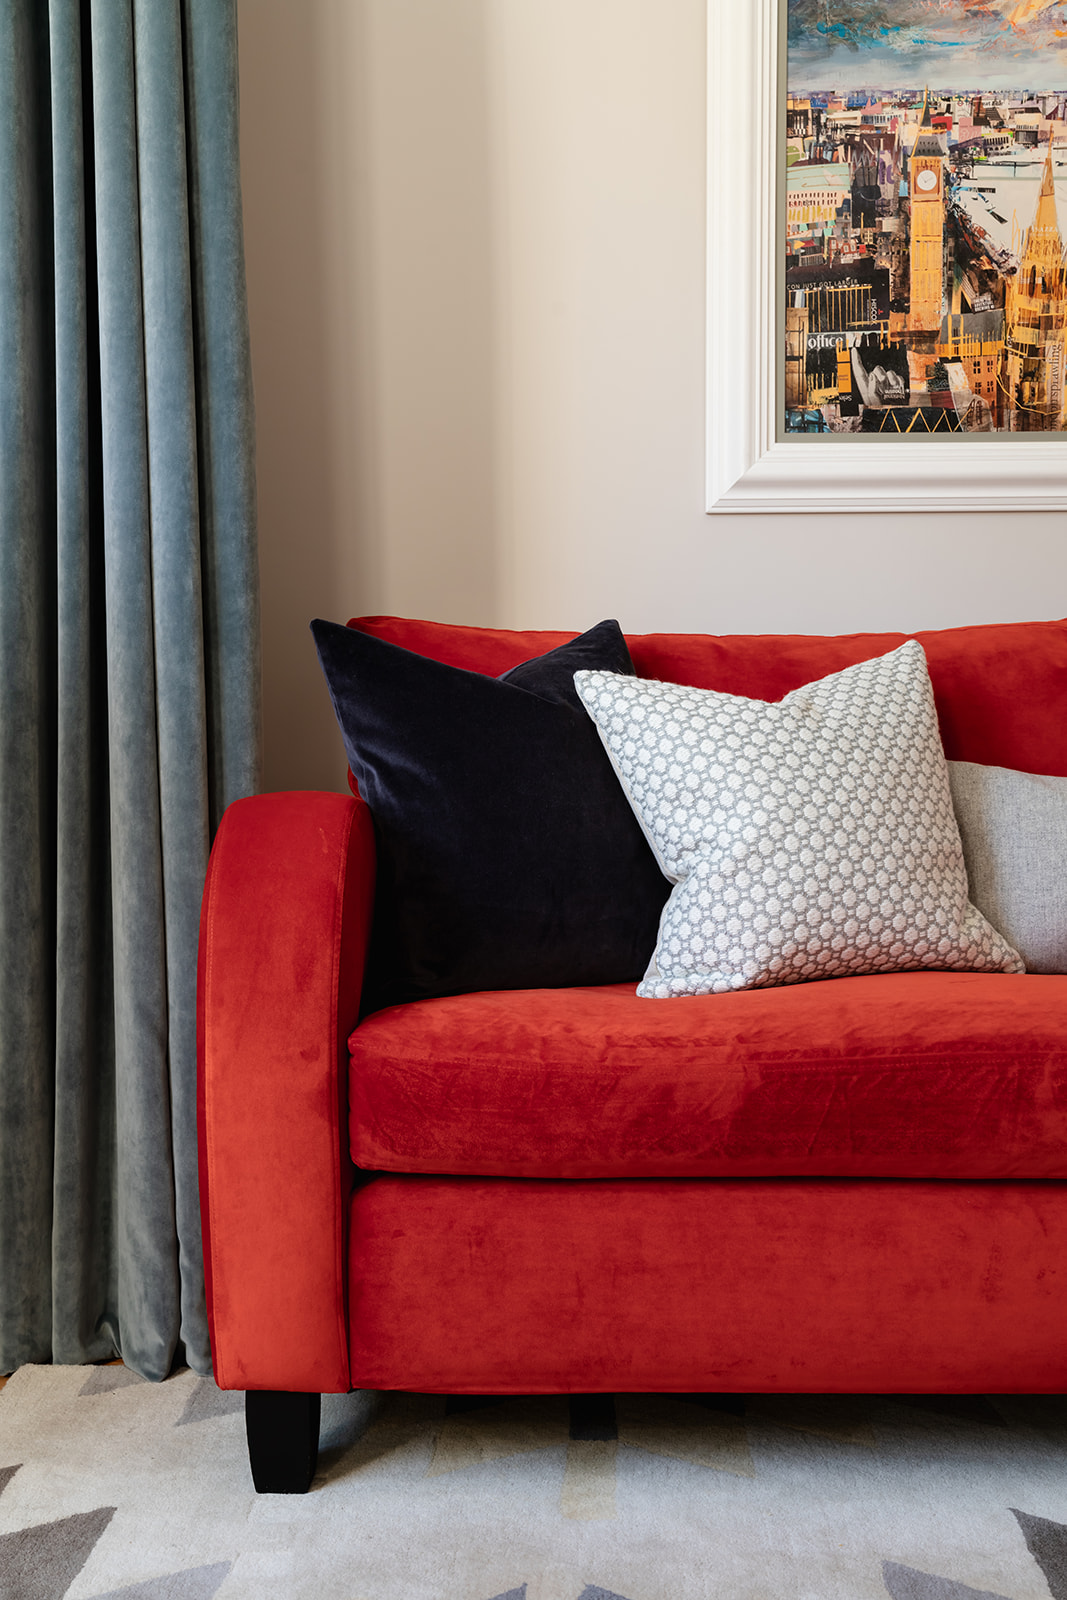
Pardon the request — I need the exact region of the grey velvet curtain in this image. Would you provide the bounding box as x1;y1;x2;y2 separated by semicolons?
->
0;0;259;1380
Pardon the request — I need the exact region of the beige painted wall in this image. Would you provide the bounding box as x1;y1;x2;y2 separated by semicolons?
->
238;0;1067;793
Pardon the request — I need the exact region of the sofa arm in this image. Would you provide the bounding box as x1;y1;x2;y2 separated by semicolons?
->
197;790;375;1392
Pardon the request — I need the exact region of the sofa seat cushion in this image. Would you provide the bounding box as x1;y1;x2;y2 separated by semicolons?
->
351;615;1067;777
349;973;1067;1179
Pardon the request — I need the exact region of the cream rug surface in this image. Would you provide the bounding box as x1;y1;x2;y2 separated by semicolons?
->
2;1366;1067;1600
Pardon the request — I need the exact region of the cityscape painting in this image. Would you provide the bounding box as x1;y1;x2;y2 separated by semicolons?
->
785;1;1067;434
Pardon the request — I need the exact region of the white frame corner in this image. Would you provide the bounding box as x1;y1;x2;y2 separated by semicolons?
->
706;0;1067;514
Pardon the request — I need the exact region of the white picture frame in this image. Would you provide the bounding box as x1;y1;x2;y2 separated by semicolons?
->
706;0;1067;514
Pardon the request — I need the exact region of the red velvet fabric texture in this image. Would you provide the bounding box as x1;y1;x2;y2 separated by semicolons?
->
351;615;1067;774
200;618;1067;1402
350;973;1067;1179
198;791;375;1392
348;1175;1067;1393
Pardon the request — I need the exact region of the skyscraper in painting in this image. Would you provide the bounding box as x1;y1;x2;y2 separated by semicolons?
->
785;1;1067;435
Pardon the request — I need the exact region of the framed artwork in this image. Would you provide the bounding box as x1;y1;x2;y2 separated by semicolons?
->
707;0;1067;512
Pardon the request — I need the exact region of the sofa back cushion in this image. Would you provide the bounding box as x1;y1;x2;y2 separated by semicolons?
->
351;616;1067;777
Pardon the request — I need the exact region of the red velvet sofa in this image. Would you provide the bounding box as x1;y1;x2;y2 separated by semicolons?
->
197;614;1067;1492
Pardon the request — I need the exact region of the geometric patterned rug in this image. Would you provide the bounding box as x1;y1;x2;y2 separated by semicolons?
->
3;1366;1067;1599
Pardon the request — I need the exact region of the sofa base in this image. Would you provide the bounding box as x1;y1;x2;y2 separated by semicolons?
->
348;1176;1067;1394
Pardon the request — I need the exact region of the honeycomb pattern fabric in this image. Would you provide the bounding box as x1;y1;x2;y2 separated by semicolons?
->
575;642;1024;998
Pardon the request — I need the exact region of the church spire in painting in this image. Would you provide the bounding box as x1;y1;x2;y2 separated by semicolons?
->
1031;135;1062;245
1003;135;1067;430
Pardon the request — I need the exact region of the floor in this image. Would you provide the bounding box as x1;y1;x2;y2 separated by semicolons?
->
3;1368;1067;1599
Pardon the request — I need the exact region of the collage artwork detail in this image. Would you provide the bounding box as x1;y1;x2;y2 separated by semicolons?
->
785;0;1067;435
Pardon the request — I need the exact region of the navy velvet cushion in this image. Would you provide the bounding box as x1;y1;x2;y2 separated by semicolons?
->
311;618;669;1008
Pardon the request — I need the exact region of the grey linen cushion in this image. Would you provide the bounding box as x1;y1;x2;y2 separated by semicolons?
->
948;761;1067;974
575;641;1024;998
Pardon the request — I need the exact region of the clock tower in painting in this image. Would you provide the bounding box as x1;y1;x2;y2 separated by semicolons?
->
908;91;946;336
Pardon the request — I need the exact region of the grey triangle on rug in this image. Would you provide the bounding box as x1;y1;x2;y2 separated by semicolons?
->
83;1561;232;1600
0;1505;115;1600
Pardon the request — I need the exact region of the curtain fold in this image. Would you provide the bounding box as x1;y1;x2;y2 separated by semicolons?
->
0;0;259;1381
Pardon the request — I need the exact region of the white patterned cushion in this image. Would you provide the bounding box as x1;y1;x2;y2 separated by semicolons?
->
574;642;1024;998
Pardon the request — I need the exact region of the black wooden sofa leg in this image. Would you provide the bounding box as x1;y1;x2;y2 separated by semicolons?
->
245;1390;321;1493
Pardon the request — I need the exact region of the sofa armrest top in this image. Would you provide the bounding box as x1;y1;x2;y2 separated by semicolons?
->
197;790;375;1392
